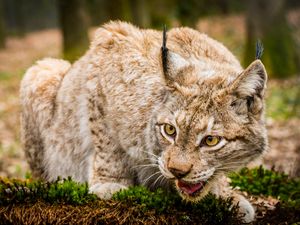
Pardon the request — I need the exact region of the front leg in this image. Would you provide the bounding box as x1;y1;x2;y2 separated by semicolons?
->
87;91;133;199
89;146;134;199
211;175;255;223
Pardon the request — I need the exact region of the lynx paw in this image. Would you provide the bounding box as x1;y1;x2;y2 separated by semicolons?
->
236;196;255;223
89;182;127;200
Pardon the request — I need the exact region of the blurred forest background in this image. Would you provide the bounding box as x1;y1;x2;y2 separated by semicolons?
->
0;0;299;179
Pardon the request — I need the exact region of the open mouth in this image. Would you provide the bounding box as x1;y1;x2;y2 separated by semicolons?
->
176;180;207;196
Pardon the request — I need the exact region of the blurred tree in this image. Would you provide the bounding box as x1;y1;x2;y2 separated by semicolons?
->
174;0;243;28
100;0;132;23
129;0;150;28
148;0;174;28
0;0;6;48
2;0;57;34
87;0;150;28
58;0;89;62
4;0;26;36
105;0;126;21
216;0;229;14
244;0;299;78
175;0;203;27
87;0;108;26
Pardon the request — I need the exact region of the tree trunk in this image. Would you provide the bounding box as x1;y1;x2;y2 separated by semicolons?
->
244;0;299;78
175;0;202;28
58;0;90;62
215;0;229;14
0;0;5;48
14;0;26;36
105;0;124;21
130;0;150;28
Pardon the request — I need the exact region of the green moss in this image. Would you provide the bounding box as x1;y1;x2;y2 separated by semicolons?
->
0;178;240;224
0;177;97;205
229;166;300;206
1;167;300;224
113;186;179;212
1;167;300;208
113;186;239;224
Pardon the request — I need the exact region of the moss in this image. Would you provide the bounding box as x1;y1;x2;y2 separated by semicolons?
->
230;167;300;224
112;186;179;213
0;178;240;224
113;186;240;224
0;177;97;205
0;166;300;224
229;166;300;206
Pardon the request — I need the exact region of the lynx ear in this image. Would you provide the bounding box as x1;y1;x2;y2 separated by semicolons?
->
229;60;267;115
231;60;267;98
161;27;189;84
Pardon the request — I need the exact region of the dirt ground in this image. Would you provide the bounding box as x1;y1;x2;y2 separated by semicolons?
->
263;118;300;177
0;14;299;179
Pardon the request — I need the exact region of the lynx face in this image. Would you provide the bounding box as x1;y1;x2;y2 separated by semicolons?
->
149;31;267;201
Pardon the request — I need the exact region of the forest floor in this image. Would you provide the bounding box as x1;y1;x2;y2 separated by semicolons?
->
0;14;299;180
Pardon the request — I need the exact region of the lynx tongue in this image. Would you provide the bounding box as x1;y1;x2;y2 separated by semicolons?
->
177;180;206;195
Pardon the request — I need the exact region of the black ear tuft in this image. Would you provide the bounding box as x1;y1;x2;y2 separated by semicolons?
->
255;40;264;60
160;26;189;85
161;25;169;75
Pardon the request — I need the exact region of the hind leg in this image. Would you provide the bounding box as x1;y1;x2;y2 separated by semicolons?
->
20;58;71;178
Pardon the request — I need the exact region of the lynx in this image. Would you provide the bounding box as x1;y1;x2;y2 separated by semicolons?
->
21;22;267;222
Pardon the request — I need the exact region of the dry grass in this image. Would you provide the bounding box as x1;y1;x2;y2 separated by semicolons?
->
0;200;235;225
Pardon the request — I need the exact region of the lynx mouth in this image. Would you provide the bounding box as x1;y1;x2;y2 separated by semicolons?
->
176;180;207;196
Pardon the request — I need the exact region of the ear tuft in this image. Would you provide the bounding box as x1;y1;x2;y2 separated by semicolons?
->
255;40;264;60
161;25;169;76
160;27;189;85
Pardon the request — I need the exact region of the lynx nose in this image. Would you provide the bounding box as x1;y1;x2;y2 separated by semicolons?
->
168;168;191;179
167;152;193;179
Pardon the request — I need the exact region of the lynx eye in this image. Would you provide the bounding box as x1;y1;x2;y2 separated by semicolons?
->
203;135;220;146
164;124;176;136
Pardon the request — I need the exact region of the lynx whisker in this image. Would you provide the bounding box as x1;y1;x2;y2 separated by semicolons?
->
139;150;159;159
221;161;248;165
141;157;159;162
152;174;164;188
141;171;161;186
216;167;241;172
159;175;168;187
132;164;158;169
216;162;248;168
158;157;174;179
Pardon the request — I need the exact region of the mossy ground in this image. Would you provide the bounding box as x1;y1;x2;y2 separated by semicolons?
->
0;167;299;224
